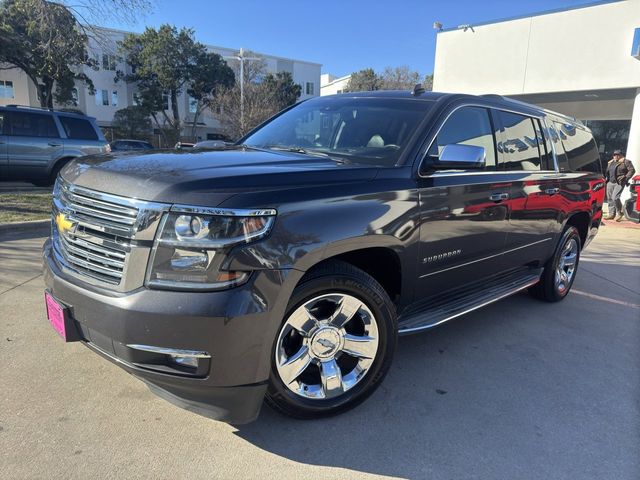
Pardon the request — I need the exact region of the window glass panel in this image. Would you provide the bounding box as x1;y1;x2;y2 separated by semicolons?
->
111;90;118;107
162;92;169;110
59;116;98;140
95;89;102;106
101;89;109;106
498;111;541;171
427;106;496;168
306;82;314;95
0;80;15;99
189;96;197;113
556;122;601;173
9;112;59;138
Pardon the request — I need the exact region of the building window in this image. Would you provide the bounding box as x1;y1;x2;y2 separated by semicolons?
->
132;93;140;106
71;88;78;105
0;80;14;99
111;90;118;107
162;92;169;111
102;54;117;71
188;96;198;113
306;82;314;95
95;89;109;106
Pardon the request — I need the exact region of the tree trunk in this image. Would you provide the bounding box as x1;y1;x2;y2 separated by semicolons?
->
170;89;181;140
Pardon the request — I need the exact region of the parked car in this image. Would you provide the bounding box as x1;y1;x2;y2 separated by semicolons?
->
0;105;109;185
42;90;604;424
110;139;154;152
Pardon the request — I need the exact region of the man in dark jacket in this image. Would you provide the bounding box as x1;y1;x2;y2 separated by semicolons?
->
605;150;636;221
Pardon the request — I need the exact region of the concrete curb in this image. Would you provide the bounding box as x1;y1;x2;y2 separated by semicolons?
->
0;219;50;236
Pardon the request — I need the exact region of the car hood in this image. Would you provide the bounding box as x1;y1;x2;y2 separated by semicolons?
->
60;148;379;206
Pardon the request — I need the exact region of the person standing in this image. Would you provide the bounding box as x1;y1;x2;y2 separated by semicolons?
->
605;150;635;221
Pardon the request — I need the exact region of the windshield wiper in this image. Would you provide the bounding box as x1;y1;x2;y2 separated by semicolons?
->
260;145;346;163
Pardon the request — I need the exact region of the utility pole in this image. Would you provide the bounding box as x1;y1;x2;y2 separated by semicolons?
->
224;48;259;133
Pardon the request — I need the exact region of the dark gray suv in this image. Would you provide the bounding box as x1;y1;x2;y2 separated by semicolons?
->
42;91;605;424
0;105;108;185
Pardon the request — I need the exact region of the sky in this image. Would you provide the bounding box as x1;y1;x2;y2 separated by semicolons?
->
104;0;611;77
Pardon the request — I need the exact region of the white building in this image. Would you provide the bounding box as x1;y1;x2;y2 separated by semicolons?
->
0;27;321;141
433;0;640;182
320;73;351;96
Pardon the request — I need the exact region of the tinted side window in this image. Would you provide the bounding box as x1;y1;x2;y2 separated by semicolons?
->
427;106;497;168
555;122;601;174
59;116;98;140
8;111;59;138
497;111;541;171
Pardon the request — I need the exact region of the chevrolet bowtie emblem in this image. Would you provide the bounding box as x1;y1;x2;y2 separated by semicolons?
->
55;212;74;234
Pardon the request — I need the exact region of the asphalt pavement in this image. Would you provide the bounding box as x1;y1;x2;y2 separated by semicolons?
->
1;225;638;479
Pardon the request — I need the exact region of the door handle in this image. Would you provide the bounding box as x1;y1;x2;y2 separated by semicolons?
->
48;142;62;147
544;188;560;195
489;193;509;202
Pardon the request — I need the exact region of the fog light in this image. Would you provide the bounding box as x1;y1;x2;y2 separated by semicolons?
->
169;355;199;368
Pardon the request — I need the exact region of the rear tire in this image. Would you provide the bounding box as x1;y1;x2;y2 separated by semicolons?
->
529;226;581;302
265;260;397;419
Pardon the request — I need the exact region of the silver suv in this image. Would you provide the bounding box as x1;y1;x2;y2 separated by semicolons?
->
0;105;109;185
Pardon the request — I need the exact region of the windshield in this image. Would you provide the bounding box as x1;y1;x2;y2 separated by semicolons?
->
242;97;433;167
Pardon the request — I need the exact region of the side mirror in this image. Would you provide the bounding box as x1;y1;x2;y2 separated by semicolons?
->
432;144;486;169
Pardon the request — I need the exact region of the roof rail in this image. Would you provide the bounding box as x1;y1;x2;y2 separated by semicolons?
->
480;94;504;100
5;104;55;112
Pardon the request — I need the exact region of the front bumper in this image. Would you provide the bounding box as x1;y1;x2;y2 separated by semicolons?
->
43;239;296;424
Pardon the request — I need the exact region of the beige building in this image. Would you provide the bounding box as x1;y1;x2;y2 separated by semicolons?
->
0;27;322;142
433;0;640;195
320;73;351;96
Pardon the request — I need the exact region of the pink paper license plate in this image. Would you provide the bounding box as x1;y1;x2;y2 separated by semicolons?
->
45;291;67;340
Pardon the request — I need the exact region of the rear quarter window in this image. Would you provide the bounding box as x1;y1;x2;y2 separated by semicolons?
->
58;116;99;140
555;122;601;174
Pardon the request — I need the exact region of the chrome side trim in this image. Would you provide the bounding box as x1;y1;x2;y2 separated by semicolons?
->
126;344;211;358
398;276;541;334
419;237;552;278
170;205;277;217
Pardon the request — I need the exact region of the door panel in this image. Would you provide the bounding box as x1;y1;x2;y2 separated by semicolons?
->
416;105;509;299
494;111;559;268
416;173;510;298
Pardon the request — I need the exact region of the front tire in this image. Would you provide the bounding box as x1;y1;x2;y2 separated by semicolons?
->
265;260;397;419
530;226;581;302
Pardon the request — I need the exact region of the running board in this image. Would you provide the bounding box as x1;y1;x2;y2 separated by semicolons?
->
397;268;543;335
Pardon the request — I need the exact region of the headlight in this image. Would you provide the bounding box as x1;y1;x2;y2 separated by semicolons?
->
146;207;276;290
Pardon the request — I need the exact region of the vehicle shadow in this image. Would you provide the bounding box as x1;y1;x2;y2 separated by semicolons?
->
231;279;640;479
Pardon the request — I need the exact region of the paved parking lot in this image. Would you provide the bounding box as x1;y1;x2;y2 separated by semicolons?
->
1;225;638;479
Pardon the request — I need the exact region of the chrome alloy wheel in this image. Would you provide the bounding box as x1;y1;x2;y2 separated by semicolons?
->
275;293;380;400
555;237;578;294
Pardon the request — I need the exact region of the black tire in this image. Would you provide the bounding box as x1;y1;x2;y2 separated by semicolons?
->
529;226;581;302
265;260;397;419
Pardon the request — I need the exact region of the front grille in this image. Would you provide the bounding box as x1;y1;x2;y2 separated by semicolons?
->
52;180;167;289
53;183;138;284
